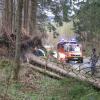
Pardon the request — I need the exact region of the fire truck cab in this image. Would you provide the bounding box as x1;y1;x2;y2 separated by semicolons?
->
57;40;66;62
64;43;83;63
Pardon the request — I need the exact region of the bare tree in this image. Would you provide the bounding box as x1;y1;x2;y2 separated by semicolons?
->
13;0;23;80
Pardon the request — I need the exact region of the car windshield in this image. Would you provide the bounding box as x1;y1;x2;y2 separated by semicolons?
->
64;45;81;52
70;42;77;44
74;46;81;52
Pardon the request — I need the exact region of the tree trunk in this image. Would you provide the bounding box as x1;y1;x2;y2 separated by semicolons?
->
23;0;29;30
26;54;100;89
9;0;13;33
12;0;16;33
29;0;37;36
24;63;62;79
2;0;9;30
2;0;14;34
13;0;23;80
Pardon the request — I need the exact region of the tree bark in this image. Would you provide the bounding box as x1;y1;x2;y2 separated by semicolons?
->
2;0;9;30
9;0;13;33
2;0;13;33
14;0;23;80
23;0;29;30
29;0;37;36
12;0;16;34
23;63;62;79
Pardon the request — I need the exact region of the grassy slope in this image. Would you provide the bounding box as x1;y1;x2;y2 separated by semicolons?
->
0;76;100;100
0;59;100;100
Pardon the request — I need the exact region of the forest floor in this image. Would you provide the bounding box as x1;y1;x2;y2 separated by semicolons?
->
0;59;100;100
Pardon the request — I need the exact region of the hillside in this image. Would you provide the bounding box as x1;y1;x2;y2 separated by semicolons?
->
0;59;100;100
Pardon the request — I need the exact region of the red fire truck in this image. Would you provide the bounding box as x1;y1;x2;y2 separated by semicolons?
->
57;39;83;63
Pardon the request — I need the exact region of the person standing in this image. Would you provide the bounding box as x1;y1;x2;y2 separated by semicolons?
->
90;48;98;75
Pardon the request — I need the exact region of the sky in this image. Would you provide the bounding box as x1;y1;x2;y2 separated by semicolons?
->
44;0;86;17
44;10;55;17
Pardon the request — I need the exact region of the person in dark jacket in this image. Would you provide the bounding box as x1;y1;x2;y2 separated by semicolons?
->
90;48;98;75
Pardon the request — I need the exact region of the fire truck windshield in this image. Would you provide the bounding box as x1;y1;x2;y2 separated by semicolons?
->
64;44;81;52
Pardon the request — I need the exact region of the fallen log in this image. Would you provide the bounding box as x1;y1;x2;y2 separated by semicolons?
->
26;53;100;89
22;63;63;80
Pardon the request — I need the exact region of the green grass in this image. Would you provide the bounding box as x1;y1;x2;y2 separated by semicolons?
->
0;59;100;100
0;74;100;100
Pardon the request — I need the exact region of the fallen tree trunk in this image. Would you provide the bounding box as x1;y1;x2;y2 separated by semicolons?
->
26;53;100;89
22;63;63;80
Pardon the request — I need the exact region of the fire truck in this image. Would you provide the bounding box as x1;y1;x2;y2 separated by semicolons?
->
57;40;66;62
57;39;83;63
